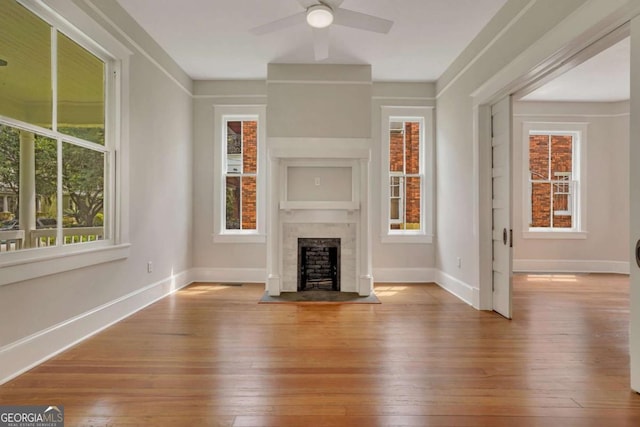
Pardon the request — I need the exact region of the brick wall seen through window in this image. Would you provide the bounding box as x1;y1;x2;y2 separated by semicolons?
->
389;121;421;230
529;133;574;229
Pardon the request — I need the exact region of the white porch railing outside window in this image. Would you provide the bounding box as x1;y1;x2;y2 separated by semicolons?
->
0;227;103;252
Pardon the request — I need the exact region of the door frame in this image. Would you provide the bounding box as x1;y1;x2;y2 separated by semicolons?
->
470;3;640;311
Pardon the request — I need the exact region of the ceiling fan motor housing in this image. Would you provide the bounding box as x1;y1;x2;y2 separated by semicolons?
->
306;4;334;28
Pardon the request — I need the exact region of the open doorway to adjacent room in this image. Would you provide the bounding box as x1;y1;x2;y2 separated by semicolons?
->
511;36;630;282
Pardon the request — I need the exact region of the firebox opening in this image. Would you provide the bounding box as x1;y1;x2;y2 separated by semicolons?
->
297;238;340;291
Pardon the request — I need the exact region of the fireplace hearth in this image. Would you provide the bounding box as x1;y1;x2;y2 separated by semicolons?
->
297;238;340;291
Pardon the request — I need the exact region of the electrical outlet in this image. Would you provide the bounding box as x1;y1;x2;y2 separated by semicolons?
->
147;261;153;273
314;177;320;186
456;257;461;268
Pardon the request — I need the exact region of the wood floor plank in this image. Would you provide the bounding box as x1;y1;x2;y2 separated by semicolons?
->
1;273;639;425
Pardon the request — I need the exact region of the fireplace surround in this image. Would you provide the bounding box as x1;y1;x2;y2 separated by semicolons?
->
265;137;373;296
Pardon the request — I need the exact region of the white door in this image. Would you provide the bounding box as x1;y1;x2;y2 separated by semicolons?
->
491;96;512;318
629;16;640;393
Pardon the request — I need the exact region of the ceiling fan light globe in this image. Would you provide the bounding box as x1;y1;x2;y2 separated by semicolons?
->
306;4;333;28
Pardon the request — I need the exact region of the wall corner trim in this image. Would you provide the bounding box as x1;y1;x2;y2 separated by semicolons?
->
435;270;477;307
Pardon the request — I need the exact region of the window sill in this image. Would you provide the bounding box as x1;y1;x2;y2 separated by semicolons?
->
381;233;433;244
522;230;587;240
212;233;266;244
0;243;130;287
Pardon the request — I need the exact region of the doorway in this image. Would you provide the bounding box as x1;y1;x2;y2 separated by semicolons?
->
477;25;631;318
511;36;630;279
462;1;640;393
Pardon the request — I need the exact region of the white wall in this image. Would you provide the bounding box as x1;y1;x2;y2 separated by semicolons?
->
0;0;194;383
192;73;437;282
512;101;630;273
192;80;267;274
371;82;436;279
267;64;372;139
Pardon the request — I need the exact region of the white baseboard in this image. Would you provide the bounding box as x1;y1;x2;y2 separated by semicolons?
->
513;259;630;274
190;267;267;283
435;270;478;307
372;268;435;283
0;269;192;385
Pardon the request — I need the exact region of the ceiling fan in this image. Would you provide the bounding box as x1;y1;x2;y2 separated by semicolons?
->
250;0;393;61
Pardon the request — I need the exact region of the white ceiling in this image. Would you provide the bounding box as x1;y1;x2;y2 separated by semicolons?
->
522;37;630;102
116;0;508;81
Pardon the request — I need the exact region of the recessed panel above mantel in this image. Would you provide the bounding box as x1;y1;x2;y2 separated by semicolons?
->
287;166;352;202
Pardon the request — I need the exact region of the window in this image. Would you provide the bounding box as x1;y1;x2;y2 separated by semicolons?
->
523;123;587;238
225;119;257;231
0;0;128;285
381;107;434;243
214;106;266;242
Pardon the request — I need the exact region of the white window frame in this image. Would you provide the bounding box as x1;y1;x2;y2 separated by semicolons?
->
213;105;266;243
0;0;131;287
380;106;434;243
522;122;587;239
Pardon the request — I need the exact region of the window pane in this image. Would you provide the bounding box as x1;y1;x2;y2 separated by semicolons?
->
531;182;551;227
405;176;421;229
34;135;58;248
0;124;21;252
390;198;400;221
405;122;420;174
389;122;404;173
242;176;256;230
62;143;104;245
552;180;572;228
550;134;572;176
226;121;241;174
0;126;58;251
0;0;52;127
529;134;549;180
553;212;572;228
225;175;240;230
242;121;257;174
58;32;105;145
390;176;401;223
390;176;400;197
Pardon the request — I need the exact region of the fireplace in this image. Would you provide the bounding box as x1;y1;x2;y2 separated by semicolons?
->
297;238;340;291
265;137;373;296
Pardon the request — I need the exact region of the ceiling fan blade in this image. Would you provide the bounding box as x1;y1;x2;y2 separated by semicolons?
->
313;27;329;61
250;11;306;35
333;8;393;34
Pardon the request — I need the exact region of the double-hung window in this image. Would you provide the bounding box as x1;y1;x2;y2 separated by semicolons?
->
0;0;128;285
224;119;257;231
213;106;266;242
381;107;434;243
523;122;587;238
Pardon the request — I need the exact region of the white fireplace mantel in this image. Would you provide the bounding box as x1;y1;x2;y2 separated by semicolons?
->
279;201;359;211
266;137;373;296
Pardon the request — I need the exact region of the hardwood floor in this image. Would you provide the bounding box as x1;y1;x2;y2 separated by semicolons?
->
1;274;639;426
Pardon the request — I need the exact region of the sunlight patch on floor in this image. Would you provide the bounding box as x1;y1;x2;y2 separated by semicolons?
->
526;274;578;282
375;285;408;296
